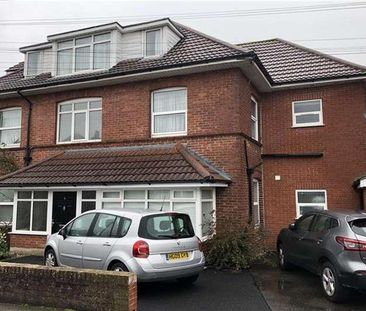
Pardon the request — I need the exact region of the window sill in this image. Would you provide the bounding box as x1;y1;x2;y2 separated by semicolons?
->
56;139;102;145
0;144;21;149
292;124;324;129
9;231;48;236
151;132;187;139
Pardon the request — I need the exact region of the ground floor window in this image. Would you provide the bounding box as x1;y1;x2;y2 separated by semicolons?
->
0;190;14;224
296;190;327;217
252;180;260;226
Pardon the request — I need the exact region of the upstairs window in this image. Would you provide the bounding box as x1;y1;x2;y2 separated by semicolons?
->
151;88;187;137
145;29;161;57
292;99;323;127
0;108;21;147
250;97;259;140
27;51;41;76
296;190;327;217
57;98;102;144
57;33;111;75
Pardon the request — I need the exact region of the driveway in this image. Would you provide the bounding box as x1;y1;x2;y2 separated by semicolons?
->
251;264;366;311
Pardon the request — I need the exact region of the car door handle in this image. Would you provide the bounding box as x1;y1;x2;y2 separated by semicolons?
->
103;242;111;247
317;239;323;245
76;240;84;245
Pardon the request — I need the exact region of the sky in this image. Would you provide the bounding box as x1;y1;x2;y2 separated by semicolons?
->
0;0;365;74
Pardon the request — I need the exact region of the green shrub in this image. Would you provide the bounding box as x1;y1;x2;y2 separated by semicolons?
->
203;225;270;270
0;226;9;259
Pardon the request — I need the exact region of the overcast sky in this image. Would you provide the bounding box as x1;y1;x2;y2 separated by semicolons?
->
0;0;365;74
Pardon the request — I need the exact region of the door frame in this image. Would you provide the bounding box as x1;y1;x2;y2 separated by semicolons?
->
51;191;78;233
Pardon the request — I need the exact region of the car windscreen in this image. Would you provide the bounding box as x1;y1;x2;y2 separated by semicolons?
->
349;218;366;237
138;213;195;240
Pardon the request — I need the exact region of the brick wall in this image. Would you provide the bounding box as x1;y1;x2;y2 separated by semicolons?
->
261;82;366;245
9;234;47;249
0;262;137;311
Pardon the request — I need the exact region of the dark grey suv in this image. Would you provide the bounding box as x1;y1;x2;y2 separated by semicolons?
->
277;210;366;302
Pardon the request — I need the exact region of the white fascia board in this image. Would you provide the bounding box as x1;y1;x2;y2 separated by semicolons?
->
123;19;183;38
0;183;229;190
360;178;366;188
19;43;53;53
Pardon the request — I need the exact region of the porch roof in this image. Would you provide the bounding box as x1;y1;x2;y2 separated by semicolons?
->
0;143;231;187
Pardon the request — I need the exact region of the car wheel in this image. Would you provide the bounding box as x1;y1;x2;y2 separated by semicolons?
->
110;262;129;272
321;262;349;303
44;248;58;267
278;243;291;270
177;274;199;285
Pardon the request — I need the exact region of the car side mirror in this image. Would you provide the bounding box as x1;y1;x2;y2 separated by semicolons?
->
289;223;296;231
59;228;67;240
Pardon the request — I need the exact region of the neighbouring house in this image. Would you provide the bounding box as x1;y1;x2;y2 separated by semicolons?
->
0;18;364;248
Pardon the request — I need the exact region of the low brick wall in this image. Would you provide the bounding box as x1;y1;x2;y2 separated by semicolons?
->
0;262;137;311
9;234;47;248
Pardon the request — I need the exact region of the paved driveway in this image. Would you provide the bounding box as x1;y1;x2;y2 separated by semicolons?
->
251;265;366;311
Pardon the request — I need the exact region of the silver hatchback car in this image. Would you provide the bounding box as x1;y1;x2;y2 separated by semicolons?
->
44;209;205;283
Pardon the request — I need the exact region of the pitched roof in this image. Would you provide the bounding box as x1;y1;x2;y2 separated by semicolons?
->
0;143;231;187
237;38;366;85
0;21;249;94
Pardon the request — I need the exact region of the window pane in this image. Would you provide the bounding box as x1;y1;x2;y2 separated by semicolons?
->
251;100;257;118
18;191;32;199
16;201;31;230
148;202;169;211
0;109;21;128
58;40;73;49
103;192;120;199
94;33;111;42
154;113;185;133
202;202;214;236
146;30;160;56
74;102;87;111
75;46;90;72
148;190;170;200
0;129;21;145
57;49;73;75
34;191;48;199
251;120;257;139
89;101;102;109
124;202;145;209
202;190;213;200
153;90;186;113
102;202;121;209
296;114;320;124
32;201;47;231
27;52;40;76
60;104;72;112
298;191;325;204
75;36;92;45
294;101;320;113
92;214;116;237
300;205;325;216
59;113;72;142
74;112;86;140
173;202;196;230
124;190;145;200
252;182;259;203
82;191;96;200
81;201;96;213
253;203;260;226
93;42;110;70
69;213;95;237
174;191;194;199
296;215;315;232
0;190;14;202
89;110;101;140
111;217;131;238
0;205;12;223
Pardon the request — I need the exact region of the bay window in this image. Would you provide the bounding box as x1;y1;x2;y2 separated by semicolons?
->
151;88;187;137
0;190;14;224
296;190;327;217
0;108;21;147
57;98;102;143
57;32;111;75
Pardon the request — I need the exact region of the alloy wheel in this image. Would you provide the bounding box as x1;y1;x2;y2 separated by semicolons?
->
278;246;285;267
45;252;56;267
322;267;336;296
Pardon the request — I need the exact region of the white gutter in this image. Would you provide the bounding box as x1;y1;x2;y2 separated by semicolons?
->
360;178;366;188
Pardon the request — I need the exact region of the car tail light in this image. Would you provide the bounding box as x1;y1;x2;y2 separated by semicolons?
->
133;240;149;258
336;236;366;251
197;237;203;252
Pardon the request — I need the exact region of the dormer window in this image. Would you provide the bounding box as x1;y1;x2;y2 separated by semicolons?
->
27;51;41;76
145;29;161;57
56;33;111;75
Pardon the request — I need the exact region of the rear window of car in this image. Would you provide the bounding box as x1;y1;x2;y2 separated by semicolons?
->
350;218;366;237
138;213;195;240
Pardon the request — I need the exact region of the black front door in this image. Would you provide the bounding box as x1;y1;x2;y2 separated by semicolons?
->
52;192;77;233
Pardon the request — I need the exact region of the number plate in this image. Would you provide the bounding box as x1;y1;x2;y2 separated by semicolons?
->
166;251;189;261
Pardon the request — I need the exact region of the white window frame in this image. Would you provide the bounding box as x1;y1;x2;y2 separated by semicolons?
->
0;107;22;148
57;98;102;144
151;87;188;138
12;191;49;235
251;96;259;140
295;189;327;218
252;179;260;226
56;32;111;76
0;190;14;225
292;99;323;128
26;51;42;76
144;28;162;57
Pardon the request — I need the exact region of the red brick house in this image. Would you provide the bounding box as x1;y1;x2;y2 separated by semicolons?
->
0;19;364;248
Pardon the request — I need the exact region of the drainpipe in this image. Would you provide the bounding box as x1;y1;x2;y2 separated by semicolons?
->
17;90;33;166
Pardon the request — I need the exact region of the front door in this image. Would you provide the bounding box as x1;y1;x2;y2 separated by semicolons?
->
52;192;77;233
